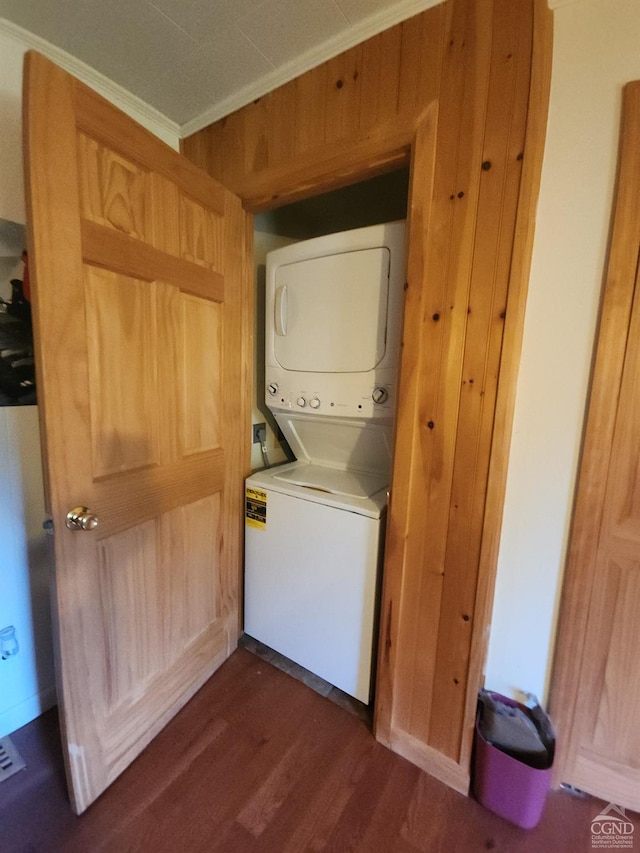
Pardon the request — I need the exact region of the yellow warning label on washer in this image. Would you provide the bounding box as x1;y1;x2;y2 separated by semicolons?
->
245;487;267;529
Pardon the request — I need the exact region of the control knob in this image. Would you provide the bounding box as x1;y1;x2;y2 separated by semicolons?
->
267;382;278;396
297;396;307;408
372;386;389;404
309;398;321;409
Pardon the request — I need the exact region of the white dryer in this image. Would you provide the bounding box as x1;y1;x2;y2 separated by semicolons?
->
244;221;406;703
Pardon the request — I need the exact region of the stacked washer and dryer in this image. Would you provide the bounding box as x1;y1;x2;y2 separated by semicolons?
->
244;221;406;704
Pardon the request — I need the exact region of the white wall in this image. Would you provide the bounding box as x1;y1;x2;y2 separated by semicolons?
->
0;407;55;736
0;22;178;738
485;0;640;702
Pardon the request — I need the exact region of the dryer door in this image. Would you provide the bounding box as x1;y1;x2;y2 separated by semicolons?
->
273;247;390;373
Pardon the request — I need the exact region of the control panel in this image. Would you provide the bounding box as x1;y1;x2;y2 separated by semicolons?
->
266;375;395;420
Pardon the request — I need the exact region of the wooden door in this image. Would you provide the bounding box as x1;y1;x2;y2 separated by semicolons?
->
23;52;251;814
550;81;640;811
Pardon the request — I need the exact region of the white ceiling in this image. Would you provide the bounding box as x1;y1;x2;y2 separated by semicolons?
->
0;0;442;135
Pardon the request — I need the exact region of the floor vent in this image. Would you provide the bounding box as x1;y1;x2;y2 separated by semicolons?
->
0;736;26;783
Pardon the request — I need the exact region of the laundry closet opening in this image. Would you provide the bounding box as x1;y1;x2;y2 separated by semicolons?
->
243;167;409;712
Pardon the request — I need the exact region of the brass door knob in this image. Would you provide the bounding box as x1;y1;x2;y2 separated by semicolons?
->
66;506;99;531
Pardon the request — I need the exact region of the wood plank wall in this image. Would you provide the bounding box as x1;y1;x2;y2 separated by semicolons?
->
182;3;446;211
182;0;551;794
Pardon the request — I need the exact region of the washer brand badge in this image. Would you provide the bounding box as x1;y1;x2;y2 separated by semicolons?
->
591;803;635;849
245;487;267;529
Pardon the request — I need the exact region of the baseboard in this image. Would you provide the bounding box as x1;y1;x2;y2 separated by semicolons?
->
0;684;57;739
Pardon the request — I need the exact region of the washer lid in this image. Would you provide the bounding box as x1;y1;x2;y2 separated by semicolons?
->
273;412;393;477
272;463;387;499
246;463;388;516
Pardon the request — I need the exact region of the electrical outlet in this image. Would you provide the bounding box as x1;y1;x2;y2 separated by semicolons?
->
0;626;19;660
252;422;266;444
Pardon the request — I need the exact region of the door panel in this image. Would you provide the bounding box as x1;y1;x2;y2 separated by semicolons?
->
85;267;160;476
24;52;250;813
78;132;149;239
180;294;222;454
97;520;163;706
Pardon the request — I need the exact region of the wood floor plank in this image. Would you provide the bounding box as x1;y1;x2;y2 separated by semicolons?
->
0;646;631;852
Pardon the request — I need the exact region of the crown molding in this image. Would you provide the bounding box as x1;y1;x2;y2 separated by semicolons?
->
0;17;179;147
180;0;445;138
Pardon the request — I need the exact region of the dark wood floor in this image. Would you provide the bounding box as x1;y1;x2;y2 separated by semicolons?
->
0;647;618;852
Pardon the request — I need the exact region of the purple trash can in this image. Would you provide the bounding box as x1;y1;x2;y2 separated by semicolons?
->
472;693;553;830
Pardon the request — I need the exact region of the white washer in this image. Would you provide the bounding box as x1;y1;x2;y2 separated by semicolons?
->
244;462;386;704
